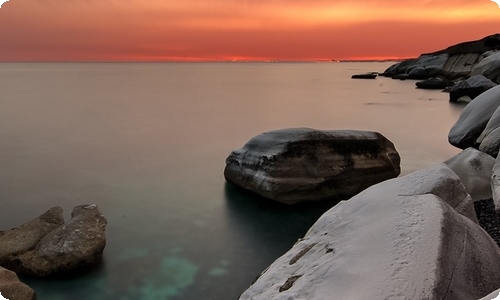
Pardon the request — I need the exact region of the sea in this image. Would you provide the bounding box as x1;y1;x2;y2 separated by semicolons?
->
0;62;464;300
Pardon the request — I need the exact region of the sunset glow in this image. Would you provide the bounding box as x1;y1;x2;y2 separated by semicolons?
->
0;0;499;61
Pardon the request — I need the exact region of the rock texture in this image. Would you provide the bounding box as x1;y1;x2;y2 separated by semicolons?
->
472;51;500;84
224;128;401;204
14;205;107;277
478;100;500;157
0;207;64;266
0;205;107;277
448;85;500;149
239;164;500;300
0;266;36;300
449;75;497;103
444;148;494;201
491;155;500;213
382;34;500;80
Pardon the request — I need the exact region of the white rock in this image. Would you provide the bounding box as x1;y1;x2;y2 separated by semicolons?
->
239;164;500;300
444;148;494;201
449;85;500;149
490;154;500;213
479;289;500;300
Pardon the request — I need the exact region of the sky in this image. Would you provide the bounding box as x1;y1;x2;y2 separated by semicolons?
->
0;0;499;62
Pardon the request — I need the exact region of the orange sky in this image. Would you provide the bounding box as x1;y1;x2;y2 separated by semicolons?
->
0;0;499;61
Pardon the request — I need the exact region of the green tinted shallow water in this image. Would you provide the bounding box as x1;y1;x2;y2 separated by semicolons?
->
0;62;462;299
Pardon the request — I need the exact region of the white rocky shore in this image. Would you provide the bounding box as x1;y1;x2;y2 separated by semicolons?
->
238;149;500;299
236;34;500;300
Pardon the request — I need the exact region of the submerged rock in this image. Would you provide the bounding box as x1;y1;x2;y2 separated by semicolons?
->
239;164;500;300
448;85;500;149
224;128;400;204
449;75;496;102
0;266;36;300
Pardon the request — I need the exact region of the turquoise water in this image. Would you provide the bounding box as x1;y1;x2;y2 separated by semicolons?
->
0;62;462;299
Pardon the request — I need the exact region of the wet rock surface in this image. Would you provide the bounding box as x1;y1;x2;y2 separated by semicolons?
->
224;128;401;204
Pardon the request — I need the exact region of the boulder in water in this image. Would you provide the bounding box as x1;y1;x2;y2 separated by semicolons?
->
0;207;64;267
12;205;107;277
224;128;401;204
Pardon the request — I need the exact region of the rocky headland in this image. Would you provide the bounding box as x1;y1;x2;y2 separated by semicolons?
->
234;34;500;299
381;33;500;81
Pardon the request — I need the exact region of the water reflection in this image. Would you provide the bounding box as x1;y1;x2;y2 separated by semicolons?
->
221;183;341;295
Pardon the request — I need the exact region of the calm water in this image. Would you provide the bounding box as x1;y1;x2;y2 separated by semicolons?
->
0;62;463;299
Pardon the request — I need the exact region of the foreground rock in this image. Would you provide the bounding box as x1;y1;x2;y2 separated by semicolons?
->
0;207;64;266
382;34;500;80
224;128;400;204
1;205;107;277
449;75;497;102
239;164;500;300
448;84;500;149
0;266;36;300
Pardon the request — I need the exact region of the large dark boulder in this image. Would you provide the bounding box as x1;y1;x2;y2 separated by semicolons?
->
0;267;36;300
224;128;401;204
3;205;107;277
449;75;497;102
383;34;500;80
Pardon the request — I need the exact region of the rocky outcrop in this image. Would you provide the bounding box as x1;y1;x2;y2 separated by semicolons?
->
0;205;107;277
0;267;36;300
0;207;64;266
239;163;500;300
448;85;500;149
224;128;401;204
472;51;500;84
449;75;497;102
382;34;500;80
